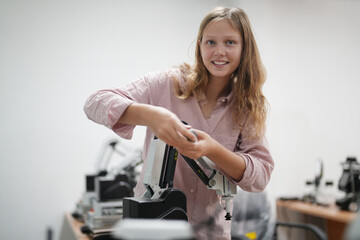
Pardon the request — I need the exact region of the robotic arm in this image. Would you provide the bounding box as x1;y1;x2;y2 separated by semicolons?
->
181;155;237;220
142;137;179;199
123;136;237;221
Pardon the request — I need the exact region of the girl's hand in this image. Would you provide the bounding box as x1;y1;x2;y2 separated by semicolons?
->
147;106;197;147
118;103;196;146
175;129;215;160
177;129;246;182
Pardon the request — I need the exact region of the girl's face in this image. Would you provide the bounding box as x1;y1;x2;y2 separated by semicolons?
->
200;19;242;83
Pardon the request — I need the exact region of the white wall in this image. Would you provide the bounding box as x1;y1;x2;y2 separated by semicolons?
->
0;0;359;239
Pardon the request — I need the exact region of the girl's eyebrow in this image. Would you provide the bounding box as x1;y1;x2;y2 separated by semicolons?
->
203;34;241;39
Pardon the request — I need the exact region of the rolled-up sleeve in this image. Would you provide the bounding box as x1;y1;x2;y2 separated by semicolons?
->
83;75;153;139
234;127;274;192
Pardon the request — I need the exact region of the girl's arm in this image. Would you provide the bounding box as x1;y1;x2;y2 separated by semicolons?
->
117;102;197;147
175;129;246;181
176;128;274;192
84;71;196;145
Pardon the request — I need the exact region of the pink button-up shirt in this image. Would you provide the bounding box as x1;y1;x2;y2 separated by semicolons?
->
84;67;274;240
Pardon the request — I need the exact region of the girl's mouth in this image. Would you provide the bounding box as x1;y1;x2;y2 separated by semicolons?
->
212;61;228;66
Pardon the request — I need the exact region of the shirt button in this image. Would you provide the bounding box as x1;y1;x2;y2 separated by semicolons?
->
222;98;226;103
190;189;194;193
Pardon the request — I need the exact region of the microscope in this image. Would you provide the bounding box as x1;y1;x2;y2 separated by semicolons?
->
122;135;237;221
336;157;360;212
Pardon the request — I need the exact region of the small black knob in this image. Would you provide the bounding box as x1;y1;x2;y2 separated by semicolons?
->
225;212;232;220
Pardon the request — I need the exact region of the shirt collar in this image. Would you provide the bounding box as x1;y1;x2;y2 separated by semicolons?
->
197;89;234;106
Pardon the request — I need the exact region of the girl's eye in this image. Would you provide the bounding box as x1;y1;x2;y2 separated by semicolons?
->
227;40;234;45
206;40;215;45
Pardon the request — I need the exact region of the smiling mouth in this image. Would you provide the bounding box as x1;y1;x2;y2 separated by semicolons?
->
212;61;228;66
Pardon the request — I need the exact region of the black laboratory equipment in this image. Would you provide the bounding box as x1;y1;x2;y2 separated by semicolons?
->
73;139;142;235
122;137;188;220
72;140;119;221
302;159;334;206
336;157;360;212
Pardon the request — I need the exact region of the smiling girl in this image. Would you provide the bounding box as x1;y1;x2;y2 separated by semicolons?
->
84;7;274;240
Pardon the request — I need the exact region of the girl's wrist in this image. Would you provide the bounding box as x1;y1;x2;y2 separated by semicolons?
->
205;137;219;157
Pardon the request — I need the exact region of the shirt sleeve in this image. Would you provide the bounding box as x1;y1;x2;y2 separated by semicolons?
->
83;71;168;139
232;126;274;192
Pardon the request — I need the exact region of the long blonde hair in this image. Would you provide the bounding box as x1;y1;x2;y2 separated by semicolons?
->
175;7;268;139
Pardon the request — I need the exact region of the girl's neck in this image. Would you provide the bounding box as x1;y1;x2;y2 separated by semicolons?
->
205;77;231;102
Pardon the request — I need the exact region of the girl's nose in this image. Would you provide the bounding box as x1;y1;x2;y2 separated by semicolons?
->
214;44;226;56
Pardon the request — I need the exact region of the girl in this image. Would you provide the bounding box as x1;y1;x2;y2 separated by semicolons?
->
84;6;274;240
